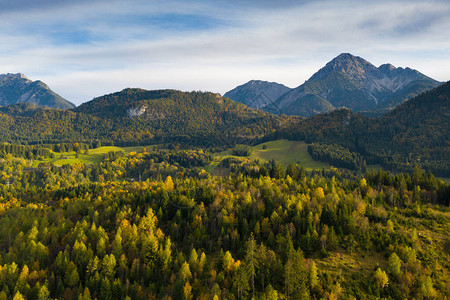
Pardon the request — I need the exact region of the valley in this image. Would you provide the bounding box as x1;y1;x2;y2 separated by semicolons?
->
0;138;448;299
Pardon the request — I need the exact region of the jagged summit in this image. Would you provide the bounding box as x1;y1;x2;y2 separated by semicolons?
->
0;73;75;109
275;53;441;114
327;53;373;69
309;53;378;83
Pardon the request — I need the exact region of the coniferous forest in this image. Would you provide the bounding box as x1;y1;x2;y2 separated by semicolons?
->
0;144;448;299
0;82;448;300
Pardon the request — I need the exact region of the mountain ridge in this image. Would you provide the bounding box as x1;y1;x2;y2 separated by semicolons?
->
0;73;75;109
0;82;447;175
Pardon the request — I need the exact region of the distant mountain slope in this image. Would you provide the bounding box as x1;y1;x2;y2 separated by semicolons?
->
265;90;334;117
223;80;291;109
264;53;440;116
0;73;75;109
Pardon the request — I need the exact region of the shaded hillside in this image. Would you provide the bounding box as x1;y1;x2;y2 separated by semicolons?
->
265;87;334;117
359;81;450;175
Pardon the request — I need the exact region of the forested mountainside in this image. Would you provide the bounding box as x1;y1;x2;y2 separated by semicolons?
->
0;89;294;146
0;82;448;177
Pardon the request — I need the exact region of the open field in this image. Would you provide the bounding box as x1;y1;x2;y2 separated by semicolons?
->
214;140;331;171
31;145;149;167
250;140;330;169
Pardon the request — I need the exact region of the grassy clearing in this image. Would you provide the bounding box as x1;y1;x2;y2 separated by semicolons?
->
32;146;149;167
315;250;387;277
250;140;330;170
366;164;383;172
212;140;330;171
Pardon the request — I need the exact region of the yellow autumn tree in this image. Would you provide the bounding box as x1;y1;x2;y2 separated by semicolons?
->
164;175;174;190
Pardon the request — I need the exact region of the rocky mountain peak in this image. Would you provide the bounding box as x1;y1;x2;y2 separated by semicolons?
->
309;53;377;82
0;72;75;109
329;53;374;69
248;80;264;85
226;53;440;117
378;63;396;72
332;53;369;64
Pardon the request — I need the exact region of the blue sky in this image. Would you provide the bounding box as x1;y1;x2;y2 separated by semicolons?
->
1;0;449;105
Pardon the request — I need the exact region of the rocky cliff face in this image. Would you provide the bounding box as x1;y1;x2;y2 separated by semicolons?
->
0;73;75;109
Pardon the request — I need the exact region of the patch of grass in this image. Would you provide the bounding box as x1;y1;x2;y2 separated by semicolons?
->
250;140;330;170
212;140;330;171
32;146;151;166
316;250;386;275
367;164;383;172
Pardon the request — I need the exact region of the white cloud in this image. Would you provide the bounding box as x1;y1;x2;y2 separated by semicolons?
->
0;0;449;105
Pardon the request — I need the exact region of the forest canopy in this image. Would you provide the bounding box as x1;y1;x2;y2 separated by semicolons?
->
0;145;448;299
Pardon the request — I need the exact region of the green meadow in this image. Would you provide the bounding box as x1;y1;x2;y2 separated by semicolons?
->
32;146;148;167
214;139;331;171
249;140;330;170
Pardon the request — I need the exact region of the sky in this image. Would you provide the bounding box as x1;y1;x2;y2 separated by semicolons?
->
0;0;449;106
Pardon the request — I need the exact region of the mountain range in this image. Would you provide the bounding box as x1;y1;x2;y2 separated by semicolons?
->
225;53;441;117
0;73;75;109
1;53;439;117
